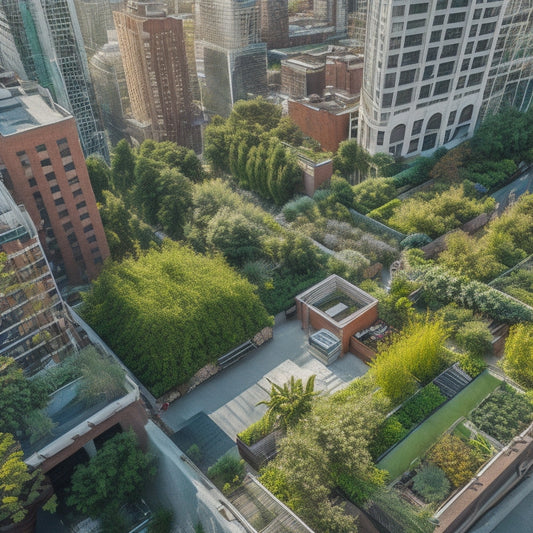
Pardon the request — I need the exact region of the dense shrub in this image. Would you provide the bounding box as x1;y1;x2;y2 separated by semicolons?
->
501;323;533;389
400;233;432;250
412;465;450;503
395;384;446;430
469;384;533;443
391;148;447;189
237;416;275;446
455;321;493;358
207;455;245;493
352;178;397;214
491;269;533;307
81;244;273;396
367;199;402;224
327;250;371;284
427;434;481;488
457;352;486;378
282;196;317;222
370;416;408;460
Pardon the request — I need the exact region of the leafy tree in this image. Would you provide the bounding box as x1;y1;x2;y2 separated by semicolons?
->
279;233;325;275
270;116;304;146
111;139;136;194
67;431;156;519
0;433;51;524
329;175;355;208
412;465;450;503
81;244;273;395
501;323;533;389
227;97;281;133
430;143;472;183
333;139;370;181
352;178;397;214
0;357;46;436
370;152;397;177
133;156;163;224
257;375;318;430
203;116;231;172
86;156;111;202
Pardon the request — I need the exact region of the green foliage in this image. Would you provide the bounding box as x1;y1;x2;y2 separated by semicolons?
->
282;196;317;222
391;148;447;189
421;266;533;323
238;415;275;446
395;384;446;430
333;139;370;180
492;269;533;307
470;384;533;443
501;323;533;389
207;455;245;492
457;352;486;378
81;243;273;396
387;185;495;238
370;416;408;460
368;199;401;223
257;375;318;430
185;444;202;463
148;508;174;533
400;233;432;250
0;357;47;436
133;156;164;224
99;191;159;261
86;156;111;202
23;411;57;444
327;249;370;284
330;175;355;208
111;139;136;194
352;178;397;214
460;158;517;189
371;316;449;403
412;465;450;503
0;432;49;524
67;431;156;519
427;433;481;488
455;321;493;358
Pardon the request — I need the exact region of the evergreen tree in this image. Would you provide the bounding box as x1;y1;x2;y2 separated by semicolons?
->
111;139;136;194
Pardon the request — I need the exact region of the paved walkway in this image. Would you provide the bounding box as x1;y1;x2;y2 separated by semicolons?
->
161;314;368;445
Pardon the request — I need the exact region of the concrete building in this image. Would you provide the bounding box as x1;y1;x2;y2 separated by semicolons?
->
260;0;289;49
359;0;533;158
281;55;326;98
0;0;108;159
0;84;109;286
196;0;267;117
114;1;201;151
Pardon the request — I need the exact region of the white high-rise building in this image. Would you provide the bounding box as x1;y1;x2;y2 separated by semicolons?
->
359;0;533;158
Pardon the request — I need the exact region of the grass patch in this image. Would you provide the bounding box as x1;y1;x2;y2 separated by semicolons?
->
377;371;501;480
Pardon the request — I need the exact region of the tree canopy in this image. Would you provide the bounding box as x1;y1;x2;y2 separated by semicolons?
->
81;243;273;395
501;323;533;389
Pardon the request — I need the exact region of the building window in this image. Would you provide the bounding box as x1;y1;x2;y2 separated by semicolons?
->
68;176;79;186
459;105;474;123
420;85;431;98
387;55;399;68
423;66;434;80
467;73;483;86
484;7;501;17
60;147;71;158
94;257;103;265
447;111;457;125
457;76;467;89
385;73;396;89
399;69;417;85
389;37;402;50
408;138;420;153
392;5;405;16
40;158;51;167
469;25;478;37
64;162;75;172
390;124;406;144
480;22;496;35
441;44;459;58
58;209;69;219
436;0;448;9
445;27;463;40
83;224;94;233
434;80;451;95
430;30;442;43
465;42;474;54
437;61;455;77
472;55;487;69
54;197;65;206
76;201;87;210
392;22;404;32
73;188;83;198
422;133;438;151
63;222;73;231
382;93;393;108
402;51;420;66
80;212;90;221
28;178;37;187
406;19;425;29
87;235;97;243
426;113;443;131
90;247;100;255
450;0;468;7
50;185;60;194
433;15;445;25
426;47;438;61
409;3;429;15
448;12;466;23
476;39;490;52
377;131;385;145
405;34;423;47
461;58;470;71
36;144;46;152
473;8;482;19
45;172;56;182
56;137;68;147
396;88;413;106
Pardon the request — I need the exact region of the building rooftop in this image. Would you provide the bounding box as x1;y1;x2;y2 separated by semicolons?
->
292;90;360;114
0;86;69;137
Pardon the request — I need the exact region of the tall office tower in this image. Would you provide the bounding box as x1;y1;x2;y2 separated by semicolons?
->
348;0;367;47
359;0;533;158
480;0;533;120
0;84;110;286
0;181;83;374
196;0;267;117
260;0;289;49
114;1;201;151
314;0;348;37
1;0;108;159
0;8;26;77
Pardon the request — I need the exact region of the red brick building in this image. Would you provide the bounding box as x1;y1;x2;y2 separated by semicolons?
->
325;53;364;94
0;85;109;285
281;55;326;98
288;93;359;152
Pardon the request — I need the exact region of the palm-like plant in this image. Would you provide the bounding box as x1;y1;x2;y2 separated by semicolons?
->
257;375;319;430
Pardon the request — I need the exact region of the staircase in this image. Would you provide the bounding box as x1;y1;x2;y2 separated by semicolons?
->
433;363;473;399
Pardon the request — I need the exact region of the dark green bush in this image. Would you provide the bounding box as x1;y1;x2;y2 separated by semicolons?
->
207;455;245;491
395;384;446;430
391;148;447;189
237;415;275;445
149;509;174;533
367;199;401;223
457;353;486;378
400;233;432;250
456;321;493;358
412;465;450;503
282;196;316;222
370;415;408;459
